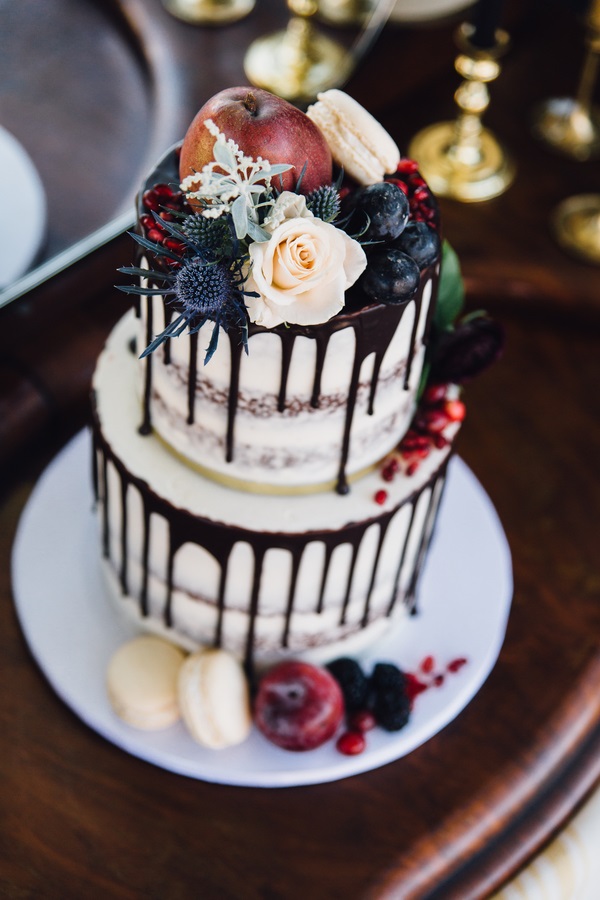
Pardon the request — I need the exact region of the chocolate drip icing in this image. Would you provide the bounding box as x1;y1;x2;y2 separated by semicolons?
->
187;331;198;425
139;296;153;436
92;409;449;670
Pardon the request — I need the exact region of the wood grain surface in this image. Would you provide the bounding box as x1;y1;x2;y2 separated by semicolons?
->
1;1;599;898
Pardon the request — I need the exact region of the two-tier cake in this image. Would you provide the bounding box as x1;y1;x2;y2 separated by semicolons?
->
91;87;492;671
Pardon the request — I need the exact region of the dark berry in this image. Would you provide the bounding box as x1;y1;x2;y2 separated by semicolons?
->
349;182;409;241
361;248;420;304
392;221;441;269
429;317;505;385
326;658;369;712
369;662;411;732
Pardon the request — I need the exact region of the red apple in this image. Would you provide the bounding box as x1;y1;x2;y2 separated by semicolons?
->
179;87;332;195
254;660;344;751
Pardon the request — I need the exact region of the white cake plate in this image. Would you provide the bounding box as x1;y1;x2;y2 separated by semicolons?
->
12;431;512;788
0;125;47;289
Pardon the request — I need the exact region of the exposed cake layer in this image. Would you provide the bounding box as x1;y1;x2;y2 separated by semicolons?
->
134;148;440;493
93;313;452;667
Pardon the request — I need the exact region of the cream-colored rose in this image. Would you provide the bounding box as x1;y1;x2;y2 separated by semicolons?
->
245;215;367;329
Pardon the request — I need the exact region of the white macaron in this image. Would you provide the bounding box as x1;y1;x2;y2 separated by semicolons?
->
307;89;401;186
106;635;185;730
178;648;252;750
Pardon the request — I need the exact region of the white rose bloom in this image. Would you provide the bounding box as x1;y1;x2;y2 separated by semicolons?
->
263;191;313;231
245;213;367;329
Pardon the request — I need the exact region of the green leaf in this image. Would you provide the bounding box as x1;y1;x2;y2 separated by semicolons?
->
435;241;465;331
231;195;248;239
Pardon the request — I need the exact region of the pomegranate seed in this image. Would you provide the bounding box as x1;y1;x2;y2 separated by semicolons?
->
146;228;164;244
164;238;185;253
159;211;174;222
420;655;435;674
374;489;388;505
422;409;451;433
445;400;466;423
447;657;468;673
433;674;445;687
422;384;447;406
401;433;430;451
397;159;419;174
347;710;376;733
381;465;396;483
406;461;419;476
336;731;366;755
414;188;429;202
153;183;174;198
142;189;159;211
405;672;428;701
432;434;449;449
410;176;426;188
140;214;154;230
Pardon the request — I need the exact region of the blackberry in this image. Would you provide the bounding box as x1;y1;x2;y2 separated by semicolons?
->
326;658;369;712
369;662;411;731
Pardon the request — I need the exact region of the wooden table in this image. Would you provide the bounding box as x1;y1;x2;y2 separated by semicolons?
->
1;2;599;897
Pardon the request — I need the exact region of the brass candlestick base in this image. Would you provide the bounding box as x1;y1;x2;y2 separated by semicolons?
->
244;0;351;102
553;194;600;263
408;24;515;203
532;4;600;161
162;0;255;25
532;98;600;161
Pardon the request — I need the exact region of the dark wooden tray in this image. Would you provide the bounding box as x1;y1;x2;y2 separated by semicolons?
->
1;1;600;897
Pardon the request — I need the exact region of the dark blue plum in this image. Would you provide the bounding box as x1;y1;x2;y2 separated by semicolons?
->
349;182;409;241
361;249;420;304
392;221;440;269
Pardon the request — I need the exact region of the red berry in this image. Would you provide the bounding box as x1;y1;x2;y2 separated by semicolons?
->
422;384;447;406
433;674;445;687
140;214;154;231
146;228;164;244
432;434;449;449
420;655;435;674
381;465;396;483
414;188;429;202
406;461;419;476
142;189;159;211
374;489;388;505
397;159;419;174
445;400;466;423
405;673;428;701
347;709;376;733
336;731;366;756
153;183;174;198
417;409;450;434
164;238;186;253
447;657;468;673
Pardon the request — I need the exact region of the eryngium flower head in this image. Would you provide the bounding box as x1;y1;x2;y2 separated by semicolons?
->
175;258;239;322
430;316;505;384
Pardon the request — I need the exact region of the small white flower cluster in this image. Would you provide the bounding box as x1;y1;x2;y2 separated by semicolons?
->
179;120;291;242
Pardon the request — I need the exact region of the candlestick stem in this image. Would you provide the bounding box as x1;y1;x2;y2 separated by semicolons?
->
408;24;514;203
532;7;600;160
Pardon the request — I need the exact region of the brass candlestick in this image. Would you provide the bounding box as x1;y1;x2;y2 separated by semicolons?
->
408;23;515;203
162;0;255;25
532;1;600;161
553;193;600;264
243;0;351;103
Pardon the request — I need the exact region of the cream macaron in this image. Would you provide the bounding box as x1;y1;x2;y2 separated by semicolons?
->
307;89;400;186
106;635;185;730
178;648;252;750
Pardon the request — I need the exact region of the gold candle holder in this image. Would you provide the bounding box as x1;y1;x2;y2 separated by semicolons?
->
243;0;351;103
408;23;515;203
553;193;600;264
162;0;255;25
532;1;600;161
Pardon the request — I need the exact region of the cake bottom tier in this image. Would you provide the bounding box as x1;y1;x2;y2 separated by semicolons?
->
92;313;452;667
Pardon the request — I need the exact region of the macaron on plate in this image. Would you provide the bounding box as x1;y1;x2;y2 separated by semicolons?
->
11;430;512;787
